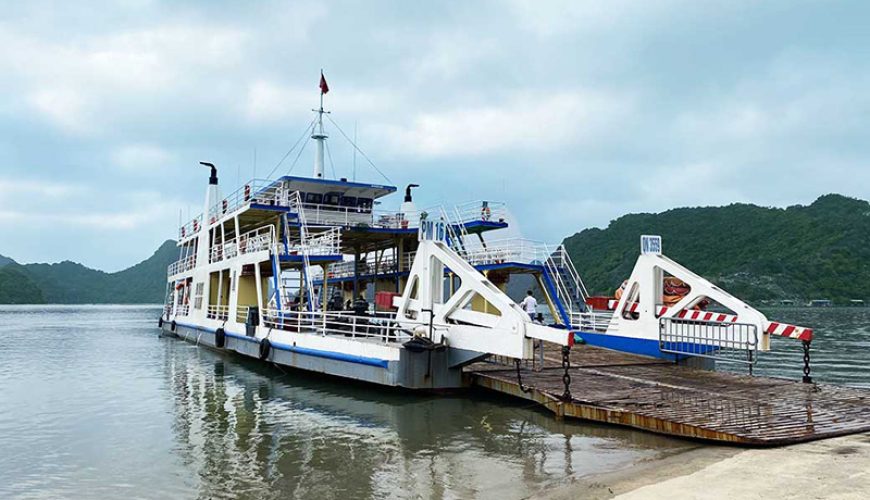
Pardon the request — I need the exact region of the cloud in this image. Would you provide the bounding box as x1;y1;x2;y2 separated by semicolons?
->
113;143;175;172
372;89;632;158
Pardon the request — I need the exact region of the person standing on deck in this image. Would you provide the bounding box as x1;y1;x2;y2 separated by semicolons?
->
519;290;537;321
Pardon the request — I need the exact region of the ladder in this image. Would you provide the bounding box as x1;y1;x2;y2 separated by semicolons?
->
438;206;469;256
287;191;317;311
543;244;588;324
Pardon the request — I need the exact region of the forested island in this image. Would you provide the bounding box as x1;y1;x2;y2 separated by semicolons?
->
0;194;867;305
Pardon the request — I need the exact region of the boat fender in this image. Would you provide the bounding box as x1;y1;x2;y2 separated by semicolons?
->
259;338;271;361
215;327;226;349
403;336;441;353
171;320;177;332
158;317;164;328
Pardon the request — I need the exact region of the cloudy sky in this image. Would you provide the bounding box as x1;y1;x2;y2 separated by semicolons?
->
0;0;867;271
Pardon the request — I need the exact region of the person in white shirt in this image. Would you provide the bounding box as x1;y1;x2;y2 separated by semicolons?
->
519;290;537;320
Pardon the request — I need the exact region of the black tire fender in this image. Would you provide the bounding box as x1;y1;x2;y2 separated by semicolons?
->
215;327;226;349
158;317;164;328
171;320;177;332
259;338;271;361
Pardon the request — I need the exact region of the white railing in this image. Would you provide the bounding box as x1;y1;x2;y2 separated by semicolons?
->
167;255;197;276
261;309;425;344
281;226;342;257
210;224;275;263
207;179;288;224
175;304;190;317
178;214;203;240
311;251;415;281
454;200;507;224
463;238;551;266
571;311;614;333
206;304;230;321
236;305;251;324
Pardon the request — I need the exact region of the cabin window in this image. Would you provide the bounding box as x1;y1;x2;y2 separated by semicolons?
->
340;196;357;207
324;192;341;205
357;198;373;210
194;282;204;310
305;193;323;204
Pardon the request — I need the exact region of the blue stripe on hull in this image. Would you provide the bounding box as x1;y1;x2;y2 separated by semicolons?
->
577;331;678;360
174;322;390;368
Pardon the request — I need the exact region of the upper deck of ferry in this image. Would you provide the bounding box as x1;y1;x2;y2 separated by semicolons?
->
176;174;509;254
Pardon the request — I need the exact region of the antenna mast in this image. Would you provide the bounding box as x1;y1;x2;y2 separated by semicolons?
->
312;70;330;179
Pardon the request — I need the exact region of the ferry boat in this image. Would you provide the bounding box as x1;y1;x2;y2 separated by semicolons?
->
160;77;816;388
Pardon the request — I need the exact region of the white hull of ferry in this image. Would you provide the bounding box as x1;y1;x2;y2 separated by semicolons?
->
159;316;478;389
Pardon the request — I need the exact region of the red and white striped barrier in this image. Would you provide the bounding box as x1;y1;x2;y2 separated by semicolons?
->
605;300;813;341
764;322;813;341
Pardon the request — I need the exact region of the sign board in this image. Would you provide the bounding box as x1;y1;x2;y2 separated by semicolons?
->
640;235;662;255
419;219;447;242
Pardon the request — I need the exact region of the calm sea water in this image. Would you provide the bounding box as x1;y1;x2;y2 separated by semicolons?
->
0;305;691;500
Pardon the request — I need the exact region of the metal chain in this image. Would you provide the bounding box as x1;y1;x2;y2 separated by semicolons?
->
515;359;533;393
561;346;572;401
802;340;813;384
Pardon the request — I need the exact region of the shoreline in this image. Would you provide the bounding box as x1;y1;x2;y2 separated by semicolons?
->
540;432;870;499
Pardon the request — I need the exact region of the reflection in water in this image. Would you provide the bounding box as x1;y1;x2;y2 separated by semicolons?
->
164;345;683;499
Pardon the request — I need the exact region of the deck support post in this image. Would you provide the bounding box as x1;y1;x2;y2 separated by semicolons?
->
802;340;813;384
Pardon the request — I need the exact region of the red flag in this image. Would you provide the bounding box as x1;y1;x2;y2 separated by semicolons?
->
319;72;329;94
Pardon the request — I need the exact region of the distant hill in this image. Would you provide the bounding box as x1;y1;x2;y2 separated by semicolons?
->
0;254;14;267
563;194;870;304
0;240;177;304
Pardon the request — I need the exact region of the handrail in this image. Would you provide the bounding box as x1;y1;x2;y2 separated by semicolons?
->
659;316;758;365
210;224;275;263
260;309;433;343
206;304;231;321
167;254;197;276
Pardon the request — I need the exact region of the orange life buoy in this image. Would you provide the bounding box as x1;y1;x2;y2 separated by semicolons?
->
481;206;491;221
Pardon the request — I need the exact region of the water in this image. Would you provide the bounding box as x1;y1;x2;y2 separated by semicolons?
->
739;307;870;388
0;305;688;500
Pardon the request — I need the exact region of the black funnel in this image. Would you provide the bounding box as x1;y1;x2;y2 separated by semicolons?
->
404;183;419;202
200;162;218;185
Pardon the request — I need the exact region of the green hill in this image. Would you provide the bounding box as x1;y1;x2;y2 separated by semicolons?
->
563;194;870;304
0;240;177;304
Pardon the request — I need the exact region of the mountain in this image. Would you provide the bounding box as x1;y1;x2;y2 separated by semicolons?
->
0;240;177;304
563;194;870;304
0;254;14;267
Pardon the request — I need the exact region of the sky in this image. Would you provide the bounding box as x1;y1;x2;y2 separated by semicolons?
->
0;0;868;271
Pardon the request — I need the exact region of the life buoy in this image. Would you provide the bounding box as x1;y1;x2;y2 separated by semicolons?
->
193;220;199;232
244;184;251;201
259;338;271;360
171;320;177;332
215;327;226;348
481;206;491;221
222;199;228;214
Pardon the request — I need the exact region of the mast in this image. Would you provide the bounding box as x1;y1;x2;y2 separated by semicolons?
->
312;70;329;179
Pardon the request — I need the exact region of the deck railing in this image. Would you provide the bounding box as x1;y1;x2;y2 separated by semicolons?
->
281;226;342;257
175;304;190;317
207;179;288;224
206;304;231;321
571;311;615;333
167;255;197;277
210;224;275;263
260;309;431;344
659;317;758;366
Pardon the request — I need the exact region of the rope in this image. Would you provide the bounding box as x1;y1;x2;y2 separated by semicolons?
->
326;114;393;185
285;133;312;176
265;118;317;180
325;139;337;179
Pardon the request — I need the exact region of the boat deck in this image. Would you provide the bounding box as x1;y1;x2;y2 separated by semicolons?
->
468;345;870;446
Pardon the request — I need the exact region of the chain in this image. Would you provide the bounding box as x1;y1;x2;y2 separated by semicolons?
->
515;359;533;393
802;340;813;384
561;346;572;401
